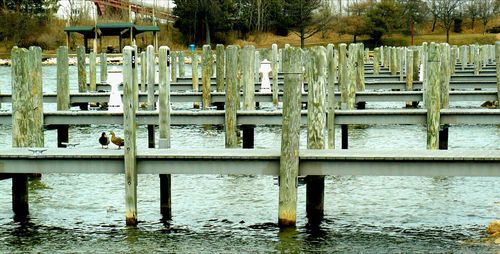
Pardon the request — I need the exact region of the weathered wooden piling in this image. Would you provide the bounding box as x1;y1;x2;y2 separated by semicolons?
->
373;47;380;75
11;46;44;220
192;51;199;109
496;41;500;109
158;46;172;220
338;43;348;109
399;47;405;81
405;49;414;108
178;51;185;78
272;43;279;106
140;51;147;93
123;46;138;226
474;45;480;75
460;45;467;70
202;45;212;109
440;44;450;109
89;51;97;92
306;46;327;224
327;44;336;149
242;45;256;148
146;45;156;149
57;46;70;148
225;46;239;148
426;43;441;150
171;51;178;83
347;44;357;109
77;46;87;93
254;50;260;83
278;46;302;227
450;45;457;75
390;47;397;76
216;44;225;92
100;53;107;84
356;43;365;91
412;49;420;82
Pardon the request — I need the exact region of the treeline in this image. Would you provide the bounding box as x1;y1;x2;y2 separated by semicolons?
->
0;0;62;49
173;0;500;47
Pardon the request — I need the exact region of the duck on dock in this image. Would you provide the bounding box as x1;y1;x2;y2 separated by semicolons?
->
481;100;498;109
111;131;124;149
99;132;110;149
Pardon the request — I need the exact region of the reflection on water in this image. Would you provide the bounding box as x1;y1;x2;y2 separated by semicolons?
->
0;65;499;252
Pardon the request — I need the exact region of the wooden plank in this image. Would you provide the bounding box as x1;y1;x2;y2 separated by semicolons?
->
279;46;302;227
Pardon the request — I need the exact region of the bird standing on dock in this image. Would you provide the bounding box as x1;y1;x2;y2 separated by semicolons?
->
111;131;125;149
99;132;110;149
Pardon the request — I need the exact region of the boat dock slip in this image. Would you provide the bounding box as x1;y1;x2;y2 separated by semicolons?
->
1;42;500;228
0;148;499;177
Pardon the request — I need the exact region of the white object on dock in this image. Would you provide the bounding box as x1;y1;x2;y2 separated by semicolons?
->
259;59;272;92
108;68;123;113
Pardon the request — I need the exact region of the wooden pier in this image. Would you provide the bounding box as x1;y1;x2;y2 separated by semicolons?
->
0;42;499;228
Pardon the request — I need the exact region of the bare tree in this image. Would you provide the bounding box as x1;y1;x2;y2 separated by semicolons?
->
477;0;498;33
427;0;461;42
465;0;481;29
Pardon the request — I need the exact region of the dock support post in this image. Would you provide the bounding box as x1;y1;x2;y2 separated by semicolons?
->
192;52;200;109
89;51;96;92
147;45;156;149
341;125;348;149
178;51;185;78
242;45;256;148
202;45;212;109
254;50;260;83
327;44;336;149
77;46;87;93
272;44;279;107
100;53;107;84
140;51;147;93
474;45;480;75
57;46;70;147
123;46;138;226
347;44;357;109
390;47;397;76
215;44;225;110
356;43;366;109
159;46;172;220
11;46;44;220
405;49;414;108
339;43;348;109
278;46;302;227
373;47;380;75
496;42;500;109
225;46;239;148
171;51;178;83
426;43;441;150
306;46;327;225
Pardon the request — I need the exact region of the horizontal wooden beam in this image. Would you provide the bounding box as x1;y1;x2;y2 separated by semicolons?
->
0;148;498;177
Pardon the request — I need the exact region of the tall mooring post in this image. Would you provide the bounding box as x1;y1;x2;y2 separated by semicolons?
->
202;45;212;109
426;43;441;150
215;44;225;110
100;53;107;84
158;46;172;220
192;51;200;109
326;44;336;150
56;46;70;147
11;46;44;221
242;45;256;148
77;46;87;93
496;41;500;109
306;46;327;225
146;45;156;149
123;46;138;226
225;46;239;148
278;46;302;227
272;44;279;106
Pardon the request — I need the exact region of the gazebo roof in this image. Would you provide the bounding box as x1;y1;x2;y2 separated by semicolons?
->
64;22;159;38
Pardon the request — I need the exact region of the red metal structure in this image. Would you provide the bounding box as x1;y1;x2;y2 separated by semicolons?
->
90;0;177;22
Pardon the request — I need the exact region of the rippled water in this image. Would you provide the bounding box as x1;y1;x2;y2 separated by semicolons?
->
0;66;499;253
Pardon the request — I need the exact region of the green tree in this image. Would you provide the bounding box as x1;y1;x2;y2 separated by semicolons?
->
365;0;402;44
281;0;329;48
173;0;235;45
